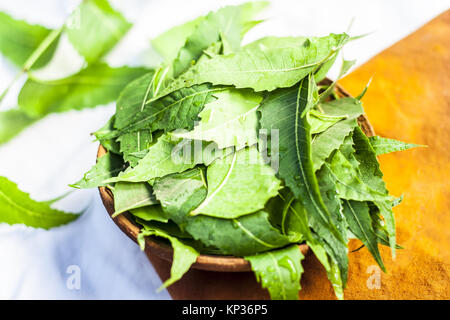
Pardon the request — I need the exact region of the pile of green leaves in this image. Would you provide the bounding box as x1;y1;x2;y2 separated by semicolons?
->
0;1;419;299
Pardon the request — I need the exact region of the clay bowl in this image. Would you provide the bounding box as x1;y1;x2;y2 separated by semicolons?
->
98;79;375;272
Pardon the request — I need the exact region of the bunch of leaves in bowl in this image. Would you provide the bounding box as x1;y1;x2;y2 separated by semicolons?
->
72;2;422;300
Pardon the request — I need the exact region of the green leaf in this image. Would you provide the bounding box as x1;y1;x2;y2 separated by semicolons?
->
163;33;349;93
65;0;132;63
245;244;304;300
352;127;396;257
0;11;58;69
324;148;391;202
341;200;385;271
259;75;348;284
307;109;346;135
0;108;38;145
311;97;364;171
93;116;121;154
153;168;290;256
171;2;268;77
18;63;148;117
311;119;356;171
316;166;348;241
130;205;168;223
112;182;158;217
319;59;356;101
105;133;196;183
70;152;125;189
369;136;424;156
319;96;364;118
192;146;281;218
114;84;221;136
138;227;198;289
0;176;79;229
172;89;263;150
117;130;152;167
114;71;156;130
275;196;345;299
151;16;204;63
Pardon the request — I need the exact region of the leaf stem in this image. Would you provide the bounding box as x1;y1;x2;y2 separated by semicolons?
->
0;27;62;108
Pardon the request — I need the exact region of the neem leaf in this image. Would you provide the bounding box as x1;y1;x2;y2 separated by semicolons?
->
163;33;349;94
114;84;221;136
105;133;195;183
138;228;198;290
311;97;364;171
153;168;290;256
112;182;158;217
65;0;132;63
172;89;262;150
316;166;348;241
70;152;125;189
325;149;391;202
18;63;148;117
114;71;156;129
0;176;79;229
0;108;38;145
319;96;364;118
319;59;356;101
130;205;168;223
352;127;397;257
259;75;348;284
93;116;121;154
151;16;204;64
192;146;281;219
0;11;59;69
307;109;346;135
341;200;385;271
117;130;152;167
245;244;304;300
369;136;424;155
311;119;356;171
278;197;345;299
171;1;268;77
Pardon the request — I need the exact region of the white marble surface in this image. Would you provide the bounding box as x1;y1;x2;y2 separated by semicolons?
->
0;0;448;299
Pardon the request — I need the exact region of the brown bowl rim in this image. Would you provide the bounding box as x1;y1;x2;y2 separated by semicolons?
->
97;79;374;272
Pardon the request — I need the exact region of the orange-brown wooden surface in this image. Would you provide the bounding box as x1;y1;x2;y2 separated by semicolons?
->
148;11;450;300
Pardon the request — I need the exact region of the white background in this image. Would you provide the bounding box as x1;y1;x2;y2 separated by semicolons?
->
0;0;448;299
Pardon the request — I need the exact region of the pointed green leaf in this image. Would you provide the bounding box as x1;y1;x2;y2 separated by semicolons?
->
352;127;396;257
163;33;349;94
245;244;304;300
0;11;58;69
105;133;196;183
192;146;281;218
65;0;132;62
171;2;268;77
0;108;38;145
307;109;346;135
138;228;198;289
18;63;148;117
130;205;168;223
259;75;348;284
114;84;221;136
342;200;385;271
93;115;121;154
369;136;425;156
153;168;290;256
0;176;79;229
70;152;125;189
112;182;158;217
173;89;262;150
117;130;152;167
